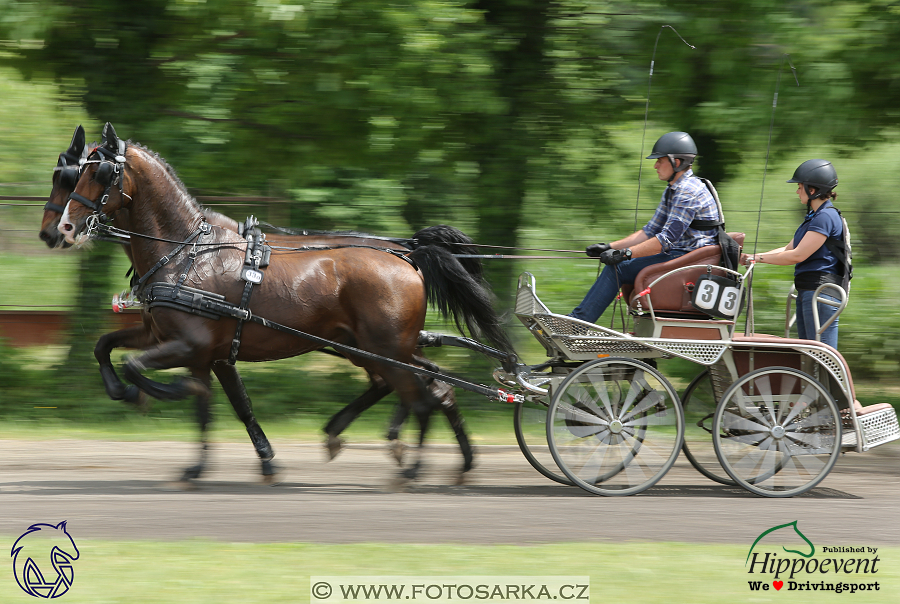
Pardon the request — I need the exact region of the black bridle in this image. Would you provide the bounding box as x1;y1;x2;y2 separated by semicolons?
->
46;150;88;214
67;142;128;224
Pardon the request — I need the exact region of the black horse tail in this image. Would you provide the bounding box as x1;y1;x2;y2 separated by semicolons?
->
408;244;514;358
411;225;483;283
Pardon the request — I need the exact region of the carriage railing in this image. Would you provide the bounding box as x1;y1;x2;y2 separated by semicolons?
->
784;282;848;341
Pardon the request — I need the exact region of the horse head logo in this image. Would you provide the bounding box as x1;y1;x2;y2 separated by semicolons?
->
11;521;80;598
746;520;815;565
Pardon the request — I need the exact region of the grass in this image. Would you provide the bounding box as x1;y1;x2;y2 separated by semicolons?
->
0;540;895;604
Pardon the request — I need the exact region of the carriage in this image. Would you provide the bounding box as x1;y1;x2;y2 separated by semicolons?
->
496;241;900;497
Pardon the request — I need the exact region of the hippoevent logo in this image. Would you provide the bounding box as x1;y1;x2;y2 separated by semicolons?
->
745;520;880;594
10;521;80;598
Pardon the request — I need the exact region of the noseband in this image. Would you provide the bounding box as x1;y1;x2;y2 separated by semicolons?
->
67;142;128;224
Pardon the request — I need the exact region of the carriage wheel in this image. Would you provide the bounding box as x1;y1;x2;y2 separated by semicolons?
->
681;370;737;486
514;398;574;486
547;358;684;496
712;367;841;497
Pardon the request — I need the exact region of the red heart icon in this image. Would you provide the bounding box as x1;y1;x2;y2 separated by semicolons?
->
773;581;783;591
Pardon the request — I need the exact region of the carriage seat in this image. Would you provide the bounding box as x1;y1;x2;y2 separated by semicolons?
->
625;233;745;316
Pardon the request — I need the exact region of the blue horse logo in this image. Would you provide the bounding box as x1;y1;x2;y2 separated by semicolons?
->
11;521;80;598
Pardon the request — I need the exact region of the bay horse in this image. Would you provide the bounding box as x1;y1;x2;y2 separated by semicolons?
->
40;128;484;477
58;124;513;484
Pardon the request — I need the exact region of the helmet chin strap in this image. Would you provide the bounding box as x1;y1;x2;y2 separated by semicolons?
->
667;156;682;182
804;184;825;213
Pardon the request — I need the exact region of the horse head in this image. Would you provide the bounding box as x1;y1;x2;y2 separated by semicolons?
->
58;122;135;245
40;125;87;248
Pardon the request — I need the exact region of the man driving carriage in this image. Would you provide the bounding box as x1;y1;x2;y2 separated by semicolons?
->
570;131;722;322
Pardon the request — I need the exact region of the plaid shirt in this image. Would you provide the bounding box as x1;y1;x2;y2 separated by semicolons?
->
642;169;720;253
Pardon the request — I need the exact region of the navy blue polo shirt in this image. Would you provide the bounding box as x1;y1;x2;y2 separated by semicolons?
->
793;200;843;276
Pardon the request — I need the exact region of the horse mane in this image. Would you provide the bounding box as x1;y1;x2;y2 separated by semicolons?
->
128;141;203;211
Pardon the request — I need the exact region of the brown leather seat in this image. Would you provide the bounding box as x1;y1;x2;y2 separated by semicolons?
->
625;233;745;315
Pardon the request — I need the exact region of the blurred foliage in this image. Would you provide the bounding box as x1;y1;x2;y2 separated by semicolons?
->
2;0;900;423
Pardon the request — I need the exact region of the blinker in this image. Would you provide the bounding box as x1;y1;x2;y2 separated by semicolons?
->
95;161;116;187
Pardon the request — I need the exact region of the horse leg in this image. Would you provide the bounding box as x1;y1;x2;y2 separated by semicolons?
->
409;354;474;480
119;340;213;482
386;402;409;465
177;367;214;484
121;340;209;402
378;368;440;482
432;380;474;483
94;325;156;405
211;361;278;482
322;371;392;460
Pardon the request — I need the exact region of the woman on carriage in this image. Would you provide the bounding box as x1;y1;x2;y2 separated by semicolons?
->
741;159;846;349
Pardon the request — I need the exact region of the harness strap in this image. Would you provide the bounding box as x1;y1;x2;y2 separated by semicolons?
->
133;223;209;296
44;200;68;214
229;217;269;365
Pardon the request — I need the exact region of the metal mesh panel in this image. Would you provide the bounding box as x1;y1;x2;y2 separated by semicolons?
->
515;285;541;316
651;342;727;365
536;314;622;338
708;361;734;400
802;349;850;392
859;407;900;449
558;338;654;355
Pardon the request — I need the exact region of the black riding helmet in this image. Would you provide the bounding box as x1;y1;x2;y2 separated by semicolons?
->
787;159;838;203
646;131;698;181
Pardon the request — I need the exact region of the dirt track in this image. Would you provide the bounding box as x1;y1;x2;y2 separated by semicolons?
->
1;439;899;545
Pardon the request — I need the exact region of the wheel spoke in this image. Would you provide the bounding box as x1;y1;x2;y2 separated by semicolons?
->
582;372;617;420
752;375;780;426
616;370;645;419
621;390;662;423
721;409;770;432
782;382;822;425
574;438;615;480
720;430;770;447
775;374;797;422
732;390;772;428
557;400;609;427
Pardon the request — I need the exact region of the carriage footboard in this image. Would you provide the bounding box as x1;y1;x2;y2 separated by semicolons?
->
845;406;900;451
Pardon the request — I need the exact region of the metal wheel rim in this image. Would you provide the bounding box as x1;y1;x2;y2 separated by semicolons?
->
514;399;574;486
712;367;841;497
681;370;738;486
547;357;684;496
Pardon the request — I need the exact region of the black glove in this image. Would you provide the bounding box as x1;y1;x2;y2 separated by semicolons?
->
585;243;611;258
599;248;632;266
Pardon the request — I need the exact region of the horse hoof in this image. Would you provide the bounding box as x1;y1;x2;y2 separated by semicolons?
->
262;473;282;486
386;474;411;493
387;441;406;465
453;472;467;486
179;465;203;482
325;436;344;461
162;480;196;492
261;459;281;485
135;389;152;414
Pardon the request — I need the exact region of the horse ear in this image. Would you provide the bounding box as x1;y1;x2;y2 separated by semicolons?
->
68;125;85;157
102;122;119;151
56;520;68;531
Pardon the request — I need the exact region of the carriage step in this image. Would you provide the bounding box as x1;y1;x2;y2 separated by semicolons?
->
843;405;900;450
